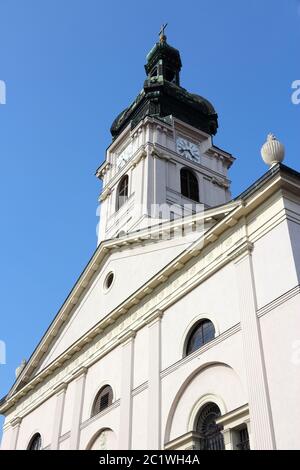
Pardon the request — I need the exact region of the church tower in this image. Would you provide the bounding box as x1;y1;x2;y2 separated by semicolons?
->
96;29;234;243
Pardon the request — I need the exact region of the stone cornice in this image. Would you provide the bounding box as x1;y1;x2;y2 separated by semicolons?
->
216;403;249;427
99;187;112;202
95;161;111;180
164;431;201;450
1;165;298;416
257;284;300;318
11;416;22;427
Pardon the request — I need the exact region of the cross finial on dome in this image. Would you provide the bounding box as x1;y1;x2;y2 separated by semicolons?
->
159;23;168;43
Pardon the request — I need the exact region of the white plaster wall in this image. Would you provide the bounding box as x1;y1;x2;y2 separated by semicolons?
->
259;294;300;449
81;346;121;423
251;220;298;308
89;428;117;450
59;436;70;450
160;331;247;445
36;237;193;374
79;405;120;450
0;421;13;450
60;378;76;436
131;389;148;449
133;326;149;389
168;364;245;442
161;262;240;370
16;394;57;449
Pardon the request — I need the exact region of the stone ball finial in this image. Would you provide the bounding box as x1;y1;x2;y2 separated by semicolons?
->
15;359;26;378
261;133;285;167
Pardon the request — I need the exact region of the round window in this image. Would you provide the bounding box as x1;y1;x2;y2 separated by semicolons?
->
104;272;114;291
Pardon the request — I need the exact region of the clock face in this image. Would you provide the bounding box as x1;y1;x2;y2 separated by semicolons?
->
116;143;132;170
176;137;200;163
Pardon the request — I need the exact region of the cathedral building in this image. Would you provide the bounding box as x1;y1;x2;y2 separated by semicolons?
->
1;31;300;451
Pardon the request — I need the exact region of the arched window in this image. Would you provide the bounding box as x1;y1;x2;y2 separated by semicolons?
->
27;433;42;450
180;168;199;202
116;175;129;211
92;385;113;417
185;319;215;356
196;402;225;450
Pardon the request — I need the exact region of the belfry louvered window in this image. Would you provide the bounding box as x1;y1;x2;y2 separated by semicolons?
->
116;175;129;210
92;385;113;416
180;168;199;202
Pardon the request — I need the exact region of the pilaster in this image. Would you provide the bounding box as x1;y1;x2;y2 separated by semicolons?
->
233;243;275;449
69;367;87;449
147;310;163;449
51;382;67;450
118;330;136;449
10;417;22;450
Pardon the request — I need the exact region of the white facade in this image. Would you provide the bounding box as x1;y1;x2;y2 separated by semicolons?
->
1;42;300;452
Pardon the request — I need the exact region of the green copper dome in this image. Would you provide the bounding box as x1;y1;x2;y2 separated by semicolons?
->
111;35;218;139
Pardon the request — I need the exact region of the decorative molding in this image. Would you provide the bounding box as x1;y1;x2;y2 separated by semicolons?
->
99;187;112;202
188;393;227;433
162;323;241;379
164;431;201;450
257;284;300;318
80;399;120;431
216;403;249;428
131;148;146;168
95;162;111;180
58;431;71;444
145;309;163;326
227;240;254;262
11;417;22;428
117;329;136;346
71;367;87;380
53;382;68;394
131;381;148;397
1;168;297;420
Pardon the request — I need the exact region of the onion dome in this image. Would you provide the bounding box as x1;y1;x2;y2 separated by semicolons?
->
110;28;218;139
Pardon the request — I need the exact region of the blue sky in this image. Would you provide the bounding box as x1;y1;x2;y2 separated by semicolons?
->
0;0;299;435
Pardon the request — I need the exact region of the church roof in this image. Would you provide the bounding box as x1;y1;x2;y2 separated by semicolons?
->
110;36;218;139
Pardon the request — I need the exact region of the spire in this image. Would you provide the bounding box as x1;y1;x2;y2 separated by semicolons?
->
110;34;218;139
159;23;168;43
145;26;182;86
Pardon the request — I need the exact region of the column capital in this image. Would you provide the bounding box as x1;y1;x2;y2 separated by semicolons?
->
72;367;88;381
53;382;68;395
11;416;22;428
145;309;164;327
118;329;136;346
227;240;254;263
